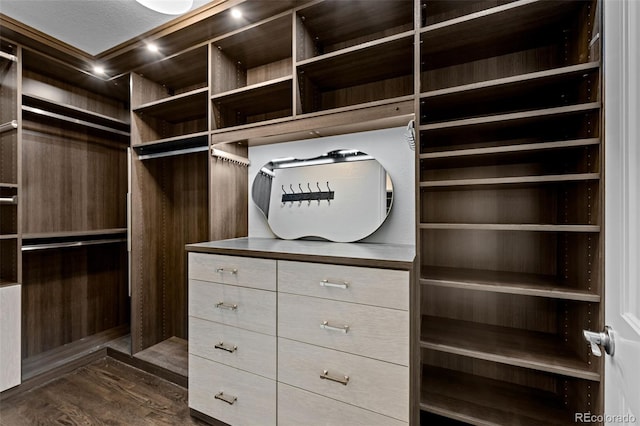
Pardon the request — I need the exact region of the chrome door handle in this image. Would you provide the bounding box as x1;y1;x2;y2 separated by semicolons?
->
214;341;238;353
320;370;349;385
215;302;238;310
320;279;349;289
583;326;614;356
214;391;237;405
320;321;349;333
215;267;237;274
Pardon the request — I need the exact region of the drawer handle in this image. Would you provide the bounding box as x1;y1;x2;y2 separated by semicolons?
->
215;341;238;353
320;370;349;386
215;302;238;310
215;391;237;405
215;268;238;274
320;320;349;333
320;279;349;289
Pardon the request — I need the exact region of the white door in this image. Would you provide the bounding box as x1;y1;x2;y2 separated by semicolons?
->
602;0;640;422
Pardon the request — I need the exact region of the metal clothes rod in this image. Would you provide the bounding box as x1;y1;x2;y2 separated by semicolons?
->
0;51;18;62
0;120;18;134
22;106;130;137
0;196;18;205
21;238;127;252
137;145;209;160
211;148;250;167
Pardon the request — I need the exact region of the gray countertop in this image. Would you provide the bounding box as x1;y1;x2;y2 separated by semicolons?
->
186;237;415;269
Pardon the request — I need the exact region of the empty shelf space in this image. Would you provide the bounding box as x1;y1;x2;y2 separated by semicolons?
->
133;87;208;122
421;366;577;425
212;76;292;102
420;138;600;159
22;105;131;137
421;266;600;302
420;173;600;188
420;316;600;380
296;0;414;60
22;94;129;130
420;0;579;53
419;223;600;232
133;131;209;160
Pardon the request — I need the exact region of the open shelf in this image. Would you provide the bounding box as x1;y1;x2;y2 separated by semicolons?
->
421;365;582;425
419;223;599;232
421;266;600;302
133;87;208;122
421;315;599;380
133;131;209;160
296;0;414;60
420;173;599;188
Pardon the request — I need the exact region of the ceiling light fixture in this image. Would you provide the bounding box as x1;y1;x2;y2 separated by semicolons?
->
147;43;159;53
230;8;242;19
135;0;194;15
93;65;105;75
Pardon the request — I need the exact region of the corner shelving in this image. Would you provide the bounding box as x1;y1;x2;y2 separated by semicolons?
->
418;0;603;423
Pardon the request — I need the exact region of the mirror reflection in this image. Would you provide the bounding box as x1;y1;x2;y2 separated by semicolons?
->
252;149;393;242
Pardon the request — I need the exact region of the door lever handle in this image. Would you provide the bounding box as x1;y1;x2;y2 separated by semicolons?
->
583;326;614;357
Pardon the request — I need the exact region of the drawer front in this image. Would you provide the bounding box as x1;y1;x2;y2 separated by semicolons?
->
278;260;409;310
189;355;276;426
189;317;276;380
278;338;409;422
189;253;276;291
278;383;407;426
189;280;276;335
278;293;409;366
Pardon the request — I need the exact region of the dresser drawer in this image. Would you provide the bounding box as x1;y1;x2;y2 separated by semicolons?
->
189;280;276;335
189;355;276;426
189;253;276;291
189;317;276;380
278;293;409;365
278;260;409;310
278;338;409;422
278;383;407;426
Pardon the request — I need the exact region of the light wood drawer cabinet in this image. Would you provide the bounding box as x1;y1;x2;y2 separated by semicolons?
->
278;383;407;426
277;338;409;422
189;279;276;336
189;354;276;426
189;317;276;379
278;292;409;366
189;253;276;291
278;260;409;310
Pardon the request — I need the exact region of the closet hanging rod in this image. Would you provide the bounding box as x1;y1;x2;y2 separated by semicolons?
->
0;120;18;134
21;237;127;252
0;196;18;205
22;106;130;137
211;148;250;167
0;51;18;62
137;145;209;160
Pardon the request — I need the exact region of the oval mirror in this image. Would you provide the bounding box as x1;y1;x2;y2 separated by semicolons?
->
252;149;393;242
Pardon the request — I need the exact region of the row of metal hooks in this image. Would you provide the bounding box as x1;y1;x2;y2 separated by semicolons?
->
281;182;335;206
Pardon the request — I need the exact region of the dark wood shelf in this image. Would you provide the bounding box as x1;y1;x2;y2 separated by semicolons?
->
212;76;292;117
211;13;291;70
133;45;208;93
133;87;208;122
420;172;600;188
297;31;414;89
23;94;129;130
420;138;600;159
133;131;209;160
0;234;18;240
421;316;600;381
22;228;127;240
421;366;575;426
421;266;600;302
419;223;600;232
0;183;19;189
420;0;579;55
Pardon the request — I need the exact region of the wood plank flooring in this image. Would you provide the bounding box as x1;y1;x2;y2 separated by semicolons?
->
0;357;206;425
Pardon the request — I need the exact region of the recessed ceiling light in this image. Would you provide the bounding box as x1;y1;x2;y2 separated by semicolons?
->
147;43;159;53
230;8;242;19
93;65;105;75
135;0;193;15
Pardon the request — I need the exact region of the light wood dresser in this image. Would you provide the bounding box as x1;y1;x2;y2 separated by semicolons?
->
186;238;415;426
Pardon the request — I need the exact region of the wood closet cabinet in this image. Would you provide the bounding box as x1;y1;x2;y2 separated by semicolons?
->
417;0;604;424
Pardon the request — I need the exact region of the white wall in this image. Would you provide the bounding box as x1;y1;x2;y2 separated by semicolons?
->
248;127;415;245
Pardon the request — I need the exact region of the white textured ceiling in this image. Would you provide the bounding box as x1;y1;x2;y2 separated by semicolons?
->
0;0;212;56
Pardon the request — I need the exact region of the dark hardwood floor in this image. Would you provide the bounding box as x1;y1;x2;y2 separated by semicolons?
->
0;357;207;425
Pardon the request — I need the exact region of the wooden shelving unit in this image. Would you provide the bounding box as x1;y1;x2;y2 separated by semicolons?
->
417;0;603;423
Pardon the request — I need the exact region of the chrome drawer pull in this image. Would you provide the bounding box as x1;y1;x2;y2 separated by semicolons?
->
215;391;237;405
320;279;349;289
215;302;238;310
214;341;238;353
215;267;238;274
320;320;349;333
320;370;349;386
